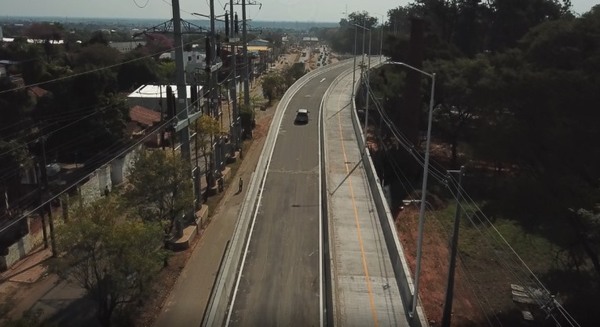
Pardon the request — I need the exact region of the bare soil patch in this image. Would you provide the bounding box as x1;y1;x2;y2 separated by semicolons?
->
396;206;485;326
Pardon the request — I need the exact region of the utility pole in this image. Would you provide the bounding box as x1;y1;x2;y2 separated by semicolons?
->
238;1;261;112
242;0;250;113
229;0;240;151
136;16;207;208
171;0;202;222
208;0;222;177
39;136;56;257
171;0;191;163
441;165;466;327
193;5;227;191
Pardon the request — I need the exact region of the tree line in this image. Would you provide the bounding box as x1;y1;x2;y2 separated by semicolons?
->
319;0;599;324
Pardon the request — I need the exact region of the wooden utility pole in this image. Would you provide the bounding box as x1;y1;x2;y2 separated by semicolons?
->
171;0;191;163
229;0;240;151
441;165;465;327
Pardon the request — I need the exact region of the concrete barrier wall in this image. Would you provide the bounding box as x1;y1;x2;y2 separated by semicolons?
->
350;63;428;327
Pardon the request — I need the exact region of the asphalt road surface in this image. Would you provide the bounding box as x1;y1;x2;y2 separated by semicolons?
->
227;63;351;326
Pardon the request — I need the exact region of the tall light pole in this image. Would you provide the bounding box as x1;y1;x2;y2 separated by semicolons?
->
363;28;372;149
352;25;357;99
351;23;370;101
385;60;436;318
373;13;384;60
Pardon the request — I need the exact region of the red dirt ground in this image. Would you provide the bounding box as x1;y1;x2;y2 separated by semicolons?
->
396;206;485;326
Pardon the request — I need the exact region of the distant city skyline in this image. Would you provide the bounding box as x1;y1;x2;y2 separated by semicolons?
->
1;0;596;23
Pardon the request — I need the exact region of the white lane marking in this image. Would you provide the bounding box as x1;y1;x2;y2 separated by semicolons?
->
318;91;324;326
320;78;326;83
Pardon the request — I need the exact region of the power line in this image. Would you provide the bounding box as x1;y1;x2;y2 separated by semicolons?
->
363;62;581;325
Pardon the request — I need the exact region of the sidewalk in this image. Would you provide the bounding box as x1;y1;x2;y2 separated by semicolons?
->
0;246;87;325
153;67;276;327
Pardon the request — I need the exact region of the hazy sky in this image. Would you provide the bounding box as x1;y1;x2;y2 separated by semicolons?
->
1;0;597;23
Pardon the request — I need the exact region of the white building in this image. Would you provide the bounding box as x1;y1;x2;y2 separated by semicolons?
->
127;84;203;113
109;40;146;53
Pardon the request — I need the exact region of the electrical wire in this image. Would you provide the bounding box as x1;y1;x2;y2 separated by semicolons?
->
365;76;502;324
363;64;580;325
133;0;151;8
0;110;183;235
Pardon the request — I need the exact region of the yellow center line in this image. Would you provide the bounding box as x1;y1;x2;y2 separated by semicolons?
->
334;78;379;326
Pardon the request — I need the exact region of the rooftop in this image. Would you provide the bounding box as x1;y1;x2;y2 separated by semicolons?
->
128;84;200;99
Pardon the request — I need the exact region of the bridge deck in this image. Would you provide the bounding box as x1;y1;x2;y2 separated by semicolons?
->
323;68;412;327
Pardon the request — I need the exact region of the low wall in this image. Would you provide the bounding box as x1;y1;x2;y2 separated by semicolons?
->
0;217;48;271
2;144;142;272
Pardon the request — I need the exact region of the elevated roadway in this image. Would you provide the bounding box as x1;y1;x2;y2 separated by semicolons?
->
204;59;426;327
225;62;352;326
323;64;413;326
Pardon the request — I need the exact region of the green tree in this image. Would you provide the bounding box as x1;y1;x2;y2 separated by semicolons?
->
282;62;305;86
0;78;33;139
157;60;176;83
571;205;600;279
261;71;286;103
387;5;416;36
488;0;568;51
74;43;121;68
427;55;498;165
87;30;110;46
124;150;194;236
53;197;166;327
117;51;160;91
345;11;379;30
192;114;221;188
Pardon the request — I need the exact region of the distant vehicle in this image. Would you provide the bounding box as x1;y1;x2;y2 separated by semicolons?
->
295;108;309;124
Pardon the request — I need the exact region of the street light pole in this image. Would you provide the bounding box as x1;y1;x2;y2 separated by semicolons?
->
385;60;436;318
352;25;357;99
413;70;435;318
364;29;372;149
373;13;385;60
379;19;384;60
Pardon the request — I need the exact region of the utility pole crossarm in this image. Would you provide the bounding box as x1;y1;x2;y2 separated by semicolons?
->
233;0;262;6
132;19;208;38
192;12;227;23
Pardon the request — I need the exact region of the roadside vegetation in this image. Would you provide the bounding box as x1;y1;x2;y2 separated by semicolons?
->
0;17;286;326
261;62;306;104
43;148;200;326
52;196;167;327
319;1;600;325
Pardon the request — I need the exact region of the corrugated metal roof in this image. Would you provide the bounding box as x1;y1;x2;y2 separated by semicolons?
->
130;105;161;127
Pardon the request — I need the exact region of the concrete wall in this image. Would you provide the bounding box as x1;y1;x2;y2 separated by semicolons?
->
1;145;141;271
0;217;48;271
110;145;140;185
